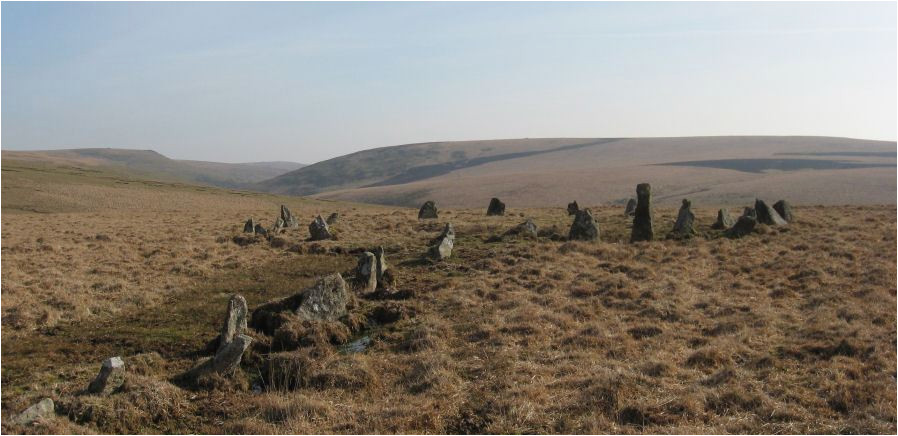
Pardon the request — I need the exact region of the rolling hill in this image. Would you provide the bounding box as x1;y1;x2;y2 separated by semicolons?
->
2;148;304;189
256;136;896;207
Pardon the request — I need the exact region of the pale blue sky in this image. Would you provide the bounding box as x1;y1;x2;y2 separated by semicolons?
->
2;2;895;163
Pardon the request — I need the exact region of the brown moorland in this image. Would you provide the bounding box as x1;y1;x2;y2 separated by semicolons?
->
1;158;895;434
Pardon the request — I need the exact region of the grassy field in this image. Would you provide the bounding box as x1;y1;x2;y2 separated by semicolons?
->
1;160;895;434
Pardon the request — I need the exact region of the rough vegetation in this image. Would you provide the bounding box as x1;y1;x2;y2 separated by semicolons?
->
2;161;896;434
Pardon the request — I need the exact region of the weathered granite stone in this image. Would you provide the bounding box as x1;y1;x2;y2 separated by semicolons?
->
418;201;438;219
243;218;256;233
505;219;538;238
668;199;697;239
87;356;125;395
208;334;252;376
356;252;378;294
773;200;794;222
308;215;333;241
486;198;506;216
630;183;654;242
14;398;54;425
568;209;599;241
253;223;268;237
218;295;248;353
712;208;735;229
624;198;637;217
295;273;349;322
567;201;579;216
755;199;788;226
280;205;298;228
374;246;387;283
428;236;454;260
725;215;757;238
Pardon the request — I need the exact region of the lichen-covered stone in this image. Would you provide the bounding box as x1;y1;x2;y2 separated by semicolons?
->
668;199;696;239
568;209;599;241
712;209;734;229
308;215;333;241
87;357;125;395
773;200;794;222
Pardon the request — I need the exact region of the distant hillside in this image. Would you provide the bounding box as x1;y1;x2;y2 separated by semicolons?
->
2;148;305;189
256;136;896;207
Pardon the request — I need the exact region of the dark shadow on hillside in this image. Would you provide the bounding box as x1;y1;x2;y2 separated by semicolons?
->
365;138;621;187
774;151;897;158
654;158;895;174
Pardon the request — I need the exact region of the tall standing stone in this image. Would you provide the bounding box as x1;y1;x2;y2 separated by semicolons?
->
568;209;599;241
567;201;579;216
280;205;298;228
486;198;506;216
712;208;735;229
668;199;697;239
356;252;378;294
624;198;637;217
87;356;125;395
218;295;248;353
773;200;794;222
755;199;788;226
428;223;455;260
418;201;438;219
308;215;333;240
630;183;654;242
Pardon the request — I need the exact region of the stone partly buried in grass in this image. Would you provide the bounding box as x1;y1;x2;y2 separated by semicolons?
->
87;356;125;395
504;218;538;239
568;209;599;241
755;199;788;226
252;274;352;333
185;294;253;380
14;398;55;426
712;208;735;229
725;215;758;238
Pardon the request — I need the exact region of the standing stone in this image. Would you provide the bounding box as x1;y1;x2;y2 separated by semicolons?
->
87;357;125;395
433;223;455;244
712;208;735;229
486;198;506;216
668;199;697;239
773;200;794;222
308;215;333;241
428;236;454;260
326;212;339;225
374;246;387;283
356;252;378;294
243;218;256;233
209;334;253;376
630;183;654;242
218;295;248;353
725;215;757;238
568;209;599;241
567;201;579;216
755;199;788;226
280;205;298;228
624;198;637;217
505;218;538;238
418;201;438;219
253;224;267;237
14;398;54;425
295;274;350;322
270;217;285;235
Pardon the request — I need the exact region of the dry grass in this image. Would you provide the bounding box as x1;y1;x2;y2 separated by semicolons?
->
2;161;895;434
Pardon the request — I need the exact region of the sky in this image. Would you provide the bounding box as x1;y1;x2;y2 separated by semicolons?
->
2;2;895;164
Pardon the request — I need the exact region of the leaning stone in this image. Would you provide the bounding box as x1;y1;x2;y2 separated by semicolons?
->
486;198;506;216
326;212;339;225
87;356;125;395
630;183;654;242
14;398;54;426
356;252;378;294
218;295;248;353
207;334;253;377
295;273;350;322
668;199;697;239
567;201;579;216
568;209;599;241
243;218;256;233
280;205;298;228
712;208;735;229
308;215;333;241
428;236;454;260
755;199;787;226
418;201;438;219
505;219;538;238
773;200;794;222
253;223;268;237
726;215;757;238
270;217;285;235
624;198;637;217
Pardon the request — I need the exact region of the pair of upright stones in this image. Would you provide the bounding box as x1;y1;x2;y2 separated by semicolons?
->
184;294;253;380
243;205;299;236
356;246;389;294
